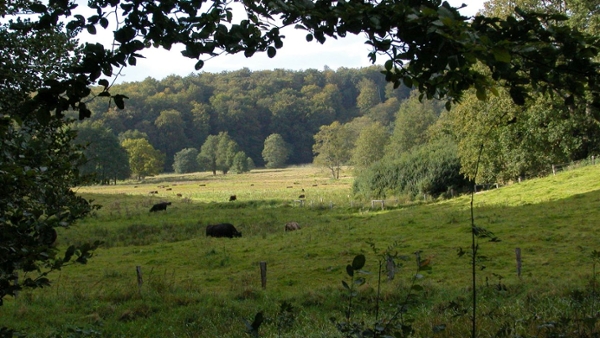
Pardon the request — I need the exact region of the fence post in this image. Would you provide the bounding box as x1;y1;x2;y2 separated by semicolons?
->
515;248;522;279
552;165;556;175
136;266;143;292
259;261;267;289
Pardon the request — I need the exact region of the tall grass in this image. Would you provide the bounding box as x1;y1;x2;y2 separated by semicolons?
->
2;165;600;336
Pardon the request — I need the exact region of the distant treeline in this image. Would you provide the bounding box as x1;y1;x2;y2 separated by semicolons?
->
76;65;600;199
81;66;410;169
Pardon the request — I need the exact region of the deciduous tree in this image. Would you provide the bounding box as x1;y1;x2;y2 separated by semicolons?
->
262;133;291;169
121;138;165;180
351;122;390;169
231;151;250;174
0;20;101;309
385;91;443;159
75;122;131;184
313;121;353;179
173;148;200;174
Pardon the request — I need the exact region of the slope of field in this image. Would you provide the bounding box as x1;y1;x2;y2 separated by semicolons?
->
2;165;600;337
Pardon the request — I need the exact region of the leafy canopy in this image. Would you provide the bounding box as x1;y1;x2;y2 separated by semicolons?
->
6;0;599;122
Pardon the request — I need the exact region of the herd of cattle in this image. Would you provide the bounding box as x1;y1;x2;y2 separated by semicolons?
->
148;201;301;238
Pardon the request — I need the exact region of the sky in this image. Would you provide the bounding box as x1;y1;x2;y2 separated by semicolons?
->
79;0;486;83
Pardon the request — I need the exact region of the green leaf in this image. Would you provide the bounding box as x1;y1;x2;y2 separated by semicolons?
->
352;254;366;270
194;60;204;70
29;3;47;13
267;46;276;58
99;17;109;29
475;85;487;101
509;87;526;105
346;264;354;277
306;34;313;42
63;245;76;262
384;60;393;71
98;79;109;88
491;47;511;63
342;280;350;290
113;94;128;109
86;25;97;35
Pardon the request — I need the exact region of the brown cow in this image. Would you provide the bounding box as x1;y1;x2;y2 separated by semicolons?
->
285;222;301;231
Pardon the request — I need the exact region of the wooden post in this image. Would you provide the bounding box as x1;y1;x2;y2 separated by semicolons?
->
552;164;556;175
386;256;395;281
515;248;522;279
329;201;333;209
259;261;267;289
136;266;143;289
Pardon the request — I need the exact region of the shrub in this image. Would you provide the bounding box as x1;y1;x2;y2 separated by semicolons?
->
353;138;470;199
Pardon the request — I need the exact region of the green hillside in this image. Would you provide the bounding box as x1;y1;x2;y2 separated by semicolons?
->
2;165;600;337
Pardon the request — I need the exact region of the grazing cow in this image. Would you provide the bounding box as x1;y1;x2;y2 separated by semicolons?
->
166;188;172;191
285;222;301;232
229;195;237;202
176;193;182;197
206;223;242;238
298;194;305;199
150;201;172;212
286;186;293;188
199;184;206;186
149;190;158;195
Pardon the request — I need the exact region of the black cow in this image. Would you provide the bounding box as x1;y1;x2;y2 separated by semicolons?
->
150;202;172;212
298;194;305;199
229;195;237;202
206;223;242;238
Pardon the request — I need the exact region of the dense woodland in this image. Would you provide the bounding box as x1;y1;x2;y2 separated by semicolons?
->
74;62;600;198
77;66;409;166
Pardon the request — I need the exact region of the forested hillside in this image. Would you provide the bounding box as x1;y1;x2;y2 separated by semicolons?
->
78;66;410;169
75;62;600;199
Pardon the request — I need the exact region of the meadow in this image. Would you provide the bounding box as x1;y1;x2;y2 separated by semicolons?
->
2;165;600;337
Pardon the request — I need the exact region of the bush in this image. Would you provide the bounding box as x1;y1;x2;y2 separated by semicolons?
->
353;138;471;199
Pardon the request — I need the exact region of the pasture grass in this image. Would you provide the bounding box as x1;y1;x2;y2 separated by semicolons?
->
2;165;600;337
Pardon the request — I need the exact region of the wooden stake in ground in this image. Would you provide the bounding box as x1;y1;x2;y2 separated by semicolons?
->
259;261;267;289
